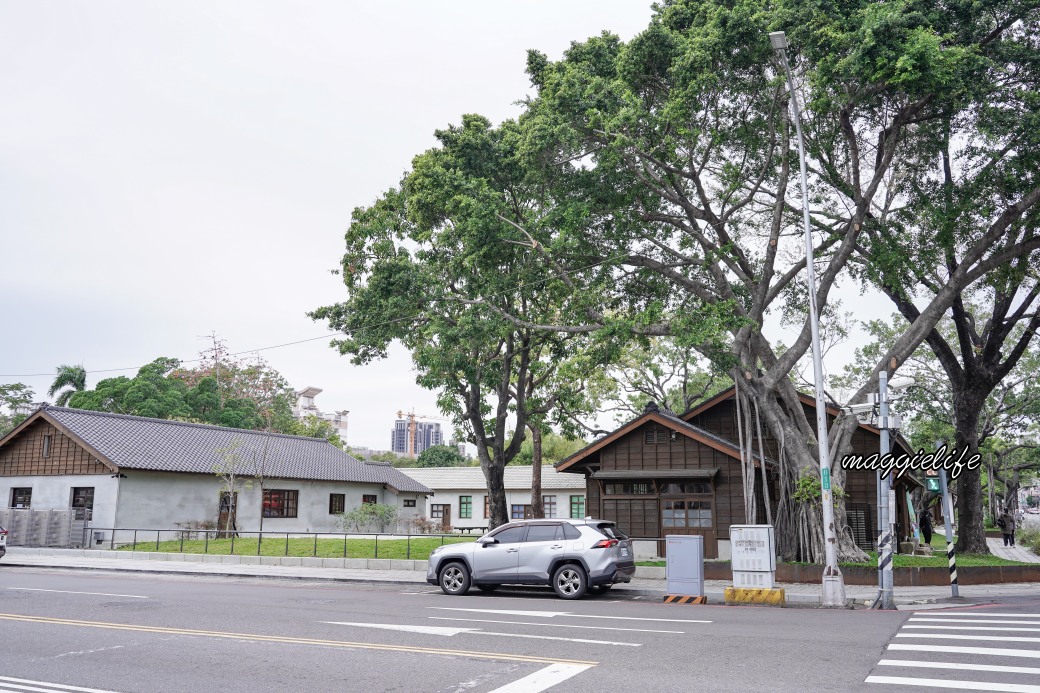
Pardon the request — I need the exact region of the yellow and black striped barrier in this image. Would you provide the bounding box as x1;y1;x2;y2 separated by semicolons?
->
662;594;707;605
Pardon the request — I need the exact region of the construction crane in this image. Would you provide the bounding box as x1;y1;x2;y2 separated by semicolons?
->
396;409;449;458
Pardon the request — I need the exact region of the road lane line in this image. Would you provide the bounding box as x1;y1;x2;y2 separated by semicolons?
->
865;674;1040;691
488;663;594;693
322;621;639;647
897;633;1040;643
904;625;1040;632
877;660;1040;675
913;612;1040;617
0;676;118;692
910;618;1040;625
0;612;596;666
428;617;683;633
888;644;1040;659
427;607;710;623
6;588;148;599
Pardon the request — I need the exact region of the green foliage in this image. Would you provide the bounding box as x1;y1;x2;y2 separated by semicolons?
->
118;535;474;559
0;383;35;437
48;364;86;407
339;503;399;532
510;432;587;466
416;444;466;468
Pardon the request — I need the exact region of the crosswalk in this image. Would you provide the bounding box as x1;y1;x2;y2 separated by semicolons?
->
866;608;1040;691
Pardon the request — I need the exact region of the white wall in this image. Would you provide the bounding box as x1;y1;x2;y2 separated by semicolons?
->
0;474;119;529
422;487;587;528
112;471;424;533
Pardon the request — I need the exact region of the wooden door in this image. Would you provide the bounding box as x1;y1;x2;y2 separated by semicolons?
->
431;504;451;532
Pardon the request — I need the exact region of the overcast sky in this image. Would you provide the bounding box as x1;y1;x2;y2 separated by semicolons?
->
0;2;669;450
0;2;892;451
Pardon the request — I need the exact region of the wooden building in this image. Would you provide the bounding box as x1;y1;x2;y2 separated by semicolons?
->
556;389;920;559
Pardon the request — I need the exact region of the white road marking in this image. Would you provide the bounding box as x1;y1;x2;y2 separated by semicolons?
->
324;622;475;636
428;616;683;633
915;612;1040;617
910;618;1040;626
888;644;1040;659
904;625;1040;632
6;588;148;599
865;674;1040;691
0;676;120;692
427;607;710;623
488;663;594;693
323;621;639;647
897;633;1040;644
877;660;1040;675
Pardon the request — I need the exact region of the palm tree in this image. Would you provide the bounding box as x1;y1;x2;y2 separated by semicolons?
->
48;364;87;406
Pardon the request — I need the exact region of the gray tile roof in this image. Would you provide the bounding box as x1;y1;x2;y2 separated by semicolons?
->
399;465;586;491
41;407;431;494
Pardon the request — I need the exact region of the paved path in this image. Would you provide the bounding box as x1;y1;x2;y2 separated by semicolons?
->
987;537;1040;563
4;547;1039;608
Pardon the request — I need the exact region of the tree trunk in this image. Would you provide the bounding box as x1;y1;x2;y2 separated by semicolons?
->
953;400;988;554
530;425;544;518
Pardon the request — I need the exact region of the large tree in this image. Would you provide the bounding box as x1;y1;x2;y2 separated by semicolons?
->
0;383;35;437
312;115;594;529
461;0;1040;562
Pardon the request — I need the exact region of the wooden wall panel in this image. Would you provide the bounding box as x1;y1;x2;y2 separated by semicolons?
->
0;419;108;476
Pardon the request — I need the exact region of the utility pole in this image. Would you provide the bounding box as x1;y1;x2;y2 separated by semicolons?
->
769;30;845;606
877;371;895;609
936;439;959;598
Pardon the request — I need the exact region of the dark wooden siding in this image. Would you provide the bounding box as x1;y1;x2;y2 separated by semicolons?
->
0;419;109;476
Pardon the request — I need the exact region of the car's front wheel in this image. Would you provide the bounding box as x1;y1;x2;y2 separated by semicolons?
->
552;564;588;599
439;562;471;596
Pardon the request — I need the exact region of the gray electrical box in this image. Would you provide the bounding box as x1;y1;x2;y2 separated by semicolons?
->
665;535;704;596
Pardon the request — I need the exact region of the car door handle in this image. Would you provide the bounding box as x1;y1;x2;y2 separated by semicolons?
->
506;548;518;553
550;544;563;549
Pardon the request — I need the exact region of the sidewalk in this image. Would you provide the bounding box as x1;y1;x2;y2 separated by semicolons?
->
4;547;1038;608
987;537;1040;563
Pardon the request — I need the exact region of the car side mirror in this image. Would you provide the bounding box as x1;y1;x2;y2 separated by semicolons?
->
479;537;498;546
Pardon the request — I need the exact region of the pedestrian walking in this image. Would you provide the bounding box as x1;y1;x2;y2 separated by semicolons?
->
998;509;1017;546
919;511;933;545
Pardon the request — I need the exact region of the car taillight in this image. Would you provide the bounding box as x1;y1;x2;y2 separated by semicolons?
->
592;539;618;549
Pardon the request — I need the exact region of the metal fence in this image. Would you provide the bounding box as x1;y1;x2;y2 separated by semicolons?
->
81;527;476;560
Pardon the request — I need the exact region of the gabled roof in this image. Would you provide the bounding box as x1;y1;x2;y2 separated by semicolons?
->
555;403;774;474
2;407;430;494
679;386;915;455
399;465;585;491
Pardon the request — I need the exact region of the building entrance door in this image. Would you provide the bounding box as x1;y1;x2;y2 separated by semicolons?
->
431;504;451;532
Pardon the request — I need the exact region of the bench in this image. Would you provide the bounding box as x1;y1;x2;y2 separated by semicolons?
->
454;526;488;534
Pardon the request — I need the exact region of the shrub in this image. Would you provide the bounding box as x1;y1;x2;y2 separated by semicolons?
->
410;515;438;534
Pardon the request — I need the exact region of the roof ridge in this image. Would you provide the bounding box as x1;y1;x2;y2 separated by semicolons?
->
44;405;335;445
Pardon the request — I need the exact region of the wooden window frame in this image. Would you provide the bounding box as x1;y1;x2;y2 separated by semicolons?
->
10;487;32;508
329;493;345;515
362;494;377;505
569;495;585;519
403;499;416;508
262;489;299;519
511;504;532;520
542;495;557;518
459;495;472;519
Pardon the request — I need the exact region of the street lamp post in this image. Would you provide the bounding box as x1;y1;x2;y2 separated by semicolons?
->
768;30;846;607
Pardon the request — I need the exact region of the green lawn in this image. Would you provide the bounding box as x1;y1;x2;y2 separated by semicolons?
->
116;535;475;560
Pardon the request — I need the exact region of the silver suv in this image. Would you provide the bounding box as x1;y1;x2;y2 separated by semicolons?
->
426;518;635;599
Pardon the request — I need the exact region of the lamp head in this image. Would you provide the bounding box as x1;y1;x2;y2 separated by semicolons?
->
888;377;916;391
769;31;788;51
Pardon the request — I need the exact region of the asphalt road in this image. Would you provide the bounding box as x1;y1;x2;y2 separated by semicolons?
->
0;566;1032;692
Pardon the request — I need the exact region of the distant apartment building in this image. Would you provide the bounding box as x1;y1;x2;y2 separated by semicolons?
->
391;419;443;457
292;387;348;442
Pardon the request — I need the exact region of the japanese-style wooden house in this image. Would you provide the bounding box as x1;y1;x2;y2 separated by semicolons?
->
555;388;921;559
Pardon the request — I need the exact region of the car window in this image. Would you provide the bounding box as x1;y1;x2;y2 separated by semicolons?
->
490;526;525;544
596;523;628;540
525;524;560;542
562;524;581;540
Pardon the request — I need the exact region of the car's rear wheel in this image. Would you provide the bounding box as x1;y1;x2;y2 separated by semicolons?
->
587;584;611;596
439;562;471;596
552;564;588;599
476;584;499;593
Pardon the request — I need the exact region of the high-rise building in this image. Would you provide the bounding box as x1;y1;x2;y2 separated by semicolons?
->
292;387;348;442
391;418;443;456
